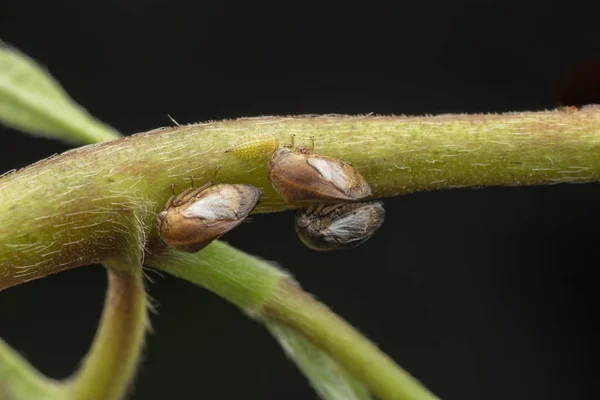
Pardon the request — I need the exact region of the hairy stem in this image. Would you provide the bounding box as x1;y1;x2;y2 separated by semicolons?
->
2;109;600;289
146;241;287;315
265;321;372;400
147;241;438;400
0;339;61;400
0;267;147;400
65;267;147;400
265;280;435;400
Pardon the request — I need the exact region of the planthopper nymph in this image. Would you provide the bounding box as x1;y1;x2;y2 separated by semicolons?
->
157;171;262;252
294;202;385;251
224;132;279;160
267;135;371;203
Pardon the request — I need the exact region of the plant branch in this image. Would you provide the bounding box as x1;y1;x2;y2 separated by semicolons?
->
145;241;286;314
265;320;372;400
2;108;600;289
265;280;435;400
65;267;147;400
0;338;61;400
146;241;438;400
0;266;147;400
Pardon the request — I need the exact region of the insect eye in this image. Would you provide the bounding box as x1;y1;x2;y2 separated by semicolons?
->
297;216;311;228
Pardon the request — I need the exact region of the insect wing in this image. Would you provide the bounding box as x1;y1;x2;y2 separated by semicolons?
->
307;158;351;191
307;157;371;199
182;184;260;221
325;213;369;242
185;191;239;220
325;203;384;244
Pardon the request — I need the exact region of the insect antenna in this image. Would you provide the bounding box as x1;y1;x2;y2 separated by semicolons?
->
209;165;221;184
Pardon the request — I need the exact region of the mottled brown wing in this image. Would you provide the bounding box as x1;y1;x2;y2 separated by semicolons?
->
307;156;371;199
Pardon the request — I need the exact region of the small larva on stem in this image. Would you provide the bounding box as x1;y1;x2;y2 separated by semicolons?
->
224;132;279;160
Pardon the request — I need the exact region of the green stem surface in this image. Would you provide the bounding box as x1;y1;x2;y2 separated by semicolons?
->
0;267;147;400
65;267;147;400
0;338;61;400
266;280;436;400
147;241;438;400
265;321;373;400
146;241;287;315
2;109;600;289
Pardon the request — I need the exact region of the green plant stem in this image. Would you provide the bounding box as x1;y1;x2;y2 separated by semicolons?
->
146;241;287;314
0;338;61;400
265;280;435;400
147;241;438;400
2;109;600;289
65;267;147;400
265;320;372;400
0;267;146;400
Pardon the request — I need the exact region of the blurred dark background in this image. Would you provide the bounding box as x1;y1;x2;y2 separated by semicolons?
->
1;1;599;399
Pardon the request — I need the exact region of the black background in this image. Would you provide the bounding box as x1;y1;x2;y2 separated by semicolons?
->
1;1;599;399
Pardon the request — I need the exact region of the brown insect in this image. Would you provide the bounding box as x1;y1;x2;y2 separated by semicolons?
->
267;135;371;203
294;202;385;251
157;168;262;252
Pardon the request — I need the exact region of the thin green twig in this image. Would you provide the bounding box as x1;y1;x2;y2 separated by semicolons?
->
147;241;438;400
65;267;147;400
0;338;61;400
